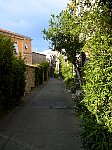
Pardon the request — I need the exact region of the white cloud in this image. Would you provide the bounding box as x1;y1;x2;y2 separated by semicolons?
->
0;0;69;17
0;0;70;51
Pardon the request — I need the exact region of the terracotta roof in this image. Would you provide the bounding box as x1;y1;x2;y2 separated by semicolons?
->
0;28;32;40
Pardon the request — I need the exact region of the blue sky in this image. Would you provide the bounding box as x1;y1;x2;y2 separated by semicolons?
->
0;0;70;52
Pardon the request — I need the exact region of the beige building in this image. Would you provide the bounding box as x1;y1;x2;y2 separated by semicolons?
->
0;28;32;65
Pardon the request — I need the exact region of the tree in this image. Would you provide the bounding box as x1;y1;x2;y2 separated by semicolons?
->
43;7;85;86
43;0;112;132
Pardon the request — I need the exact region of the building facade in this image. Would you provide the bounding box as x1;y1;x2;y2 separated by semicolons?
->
32;52;46;64
0;28;32;65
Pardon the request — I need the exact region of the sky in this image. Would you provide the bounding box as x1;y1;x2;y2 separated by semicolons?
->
0;0;70;52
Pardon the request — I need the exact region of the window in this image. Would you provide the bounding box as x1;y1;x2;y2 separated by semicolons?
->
25;43;28;49
14;42;18;53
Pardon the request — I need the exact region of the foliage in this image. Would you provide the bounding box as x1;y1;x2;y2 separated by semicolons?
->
40;61;49;81
43;0;112;149
0;34;26;112
43;9;82;64
76;2;112;149
82;113;112;150
59;54;76;92
35;61;49;85
12;58;26;103
74;92;112;150
35;64;43;85
54;68;59;78
81;4;112;132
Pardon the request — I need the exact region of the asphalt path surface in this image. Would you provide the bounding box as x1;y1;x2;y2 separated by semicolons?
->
0;78;83;150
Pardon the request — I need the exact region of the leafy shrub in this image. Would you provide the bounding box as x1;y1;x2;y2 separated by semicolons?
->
54;68;59;78
73;92;87;115
40;61;49;81
82;114;112;150
12;58;26;104
0;34;26;112
79;4;112;149
59;54;76;92
74;93;112;150
83;33;112;132
35;61;49;85
35;64;44;85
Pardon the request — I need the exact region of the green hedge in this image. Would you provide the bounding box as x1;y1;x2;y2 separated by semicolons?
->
35;61;49;86
79;4;112;149
83;33;112;132
59;54;76;92
74;93;112;150
40;61;49;81
0;34;26;112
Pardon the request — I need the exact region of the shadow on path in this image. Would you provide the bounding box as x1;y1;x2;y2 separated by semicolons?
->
0;78;83;150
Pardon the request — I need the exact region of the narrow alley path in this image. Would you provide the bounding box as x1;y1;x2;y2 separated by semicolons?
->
0;78;83;150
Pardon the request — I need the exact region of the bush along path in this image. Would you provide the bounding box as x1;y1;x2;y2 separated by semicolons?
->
0;34;49;116
0;33;26;114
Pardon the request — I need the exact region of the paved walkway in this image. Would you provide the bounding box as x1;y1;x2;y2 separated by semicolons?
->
0;78;83;150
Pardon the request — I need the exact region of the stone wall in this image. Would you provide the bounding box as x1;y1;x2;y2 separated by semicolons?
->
24;64;48;94
25;65;36;94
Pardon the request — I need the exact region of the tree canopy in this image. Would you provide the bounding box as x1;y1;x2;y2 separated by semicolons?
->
43;0;112;133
